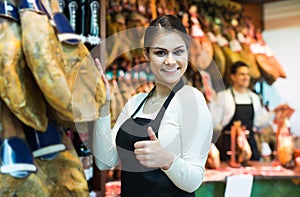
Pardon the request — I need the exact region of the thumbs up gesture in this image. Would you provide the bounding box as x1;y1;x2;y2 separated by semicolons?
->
147;126;158;141
134;127;174;170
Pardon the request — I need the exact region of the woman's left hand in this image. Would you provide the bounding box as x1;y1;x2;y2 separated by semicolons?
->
134;127;174;170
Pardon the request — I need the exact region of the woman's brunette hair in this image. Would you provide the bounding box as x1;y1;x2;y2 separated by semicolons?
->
144;15;190;53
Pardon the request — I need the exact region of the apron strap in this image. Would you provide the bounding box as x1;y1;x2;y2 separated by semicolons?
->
152;78;184;130
130;78;184;132
230;87;253;104
130;86;156;118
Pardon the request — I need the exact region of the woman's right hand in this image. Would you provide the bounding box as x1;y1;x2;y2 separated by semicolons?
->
95;58;110;117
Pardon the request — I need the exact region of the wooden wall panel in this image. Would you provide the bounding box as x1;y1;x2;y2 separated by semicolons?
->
264;0;300;30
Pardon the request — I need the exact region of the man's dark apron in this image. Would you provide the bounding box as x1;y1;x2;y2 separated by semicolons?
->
115;79;194;197
217;88;260;161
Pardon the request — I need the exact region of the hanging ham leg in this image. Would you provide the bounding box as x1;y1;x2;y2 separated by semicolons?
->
36;130;89;196
0;100;51;196
0;0;47;131
19;1;74;121
59;42;106;122
255;31;286;85
46;0;106;122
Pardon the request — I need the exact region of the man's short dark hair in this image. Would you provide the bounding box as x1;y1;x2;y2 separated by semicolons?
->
230;61;249;74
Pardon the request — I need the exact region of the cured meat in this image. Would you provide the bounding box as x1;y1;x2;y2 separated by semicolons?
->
60;42;106;122
188;6;213;70
255;53;280;85
0;2;47;131
0;101;51;196
49;0;106;122
199;35;214;61
19;7;73;120
36;130;89;196
235;27;261;82
118;73;134;103
0;100;25;139
214;28;244;85
277;119;294;167
254;31;286;85
205;144;220;169
213;43;226;77
189;38;212;70
189;31;213;70
240;41;261;81
221;27;259;85
109;79;125;126
242;19;285;85
275;107;295;167
206;31;226;77
108;13;133;63
239;41;261;81
236;126;252;164
0;169;50;197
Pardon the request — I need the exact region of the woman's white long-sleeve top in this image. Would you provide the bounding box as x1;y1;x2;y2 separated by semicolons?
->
93;85;213;192
209;88;275;133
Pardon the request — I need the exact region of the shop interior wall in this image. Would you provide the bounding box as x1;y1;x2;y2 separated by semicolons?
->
262;0;300;136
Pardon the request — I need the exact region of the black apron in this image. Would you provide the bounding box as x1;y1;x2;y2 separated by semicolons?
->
217;88;260;161
116;79;195;197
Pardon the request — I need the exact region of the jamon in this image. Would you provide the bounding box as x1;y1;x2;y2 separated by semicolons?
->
0;2;47;131
205;144;220;169
236;126;252;164
60;42;106;122
19;8;73;120
223;47;244;84
36;131;89;196
275;108;295;167
256;53;280;85
0;169;50;197
0;101;50;196
245;20;286;85
0;101;88;196
221;27;259;85
254;31;286;85
49;0;106;122
239;43;261;82
235;28;261;82
189;38;212;70
0;100;26;139
109;79;125;126
206;31;226;77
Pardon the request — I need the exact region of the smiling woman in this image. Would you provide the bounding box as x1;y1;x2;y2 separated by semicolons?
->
145;33;188;87
92;15;213;197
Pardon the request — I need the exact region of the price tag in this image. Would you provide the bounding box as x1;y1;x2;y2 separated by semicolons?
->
237;33;246;43
263;45;274;57
216;35;229;47
191;25;204;37
207;32;217;43
250;43;264;54
229;39;242;52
